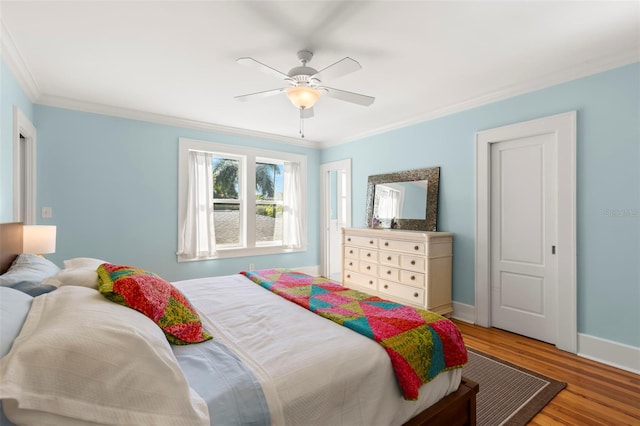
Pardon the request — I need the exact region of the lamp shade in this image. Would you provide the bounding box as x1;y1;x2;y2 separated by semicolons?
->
23;225;57;255
286;86;320;109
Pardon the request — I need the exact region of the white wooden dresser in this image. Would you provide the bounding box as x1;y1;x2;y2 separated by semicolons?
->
341;227;453;316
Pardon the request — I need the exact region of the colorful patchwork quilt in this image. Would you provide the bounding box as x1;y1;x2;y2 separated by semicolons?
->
241;269;468;400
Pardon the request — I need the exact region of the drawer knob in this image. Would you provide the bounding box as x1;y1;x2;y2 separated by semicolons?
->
414;292;419;298
387;256;392;261
367;253;371;257
385;242;389;246
414;245;419;251
349;262;353;266
411;260;416;265
384;285;389;289
347;274;351;278
411;275;416;280
349;250;354;254
369;280;373;285
369;240;374;244
387;270;391;275
366;266;371;270
347;237;351;242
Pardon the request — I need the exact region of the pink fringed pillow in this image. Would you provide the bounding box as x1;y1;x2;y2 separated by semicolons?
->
97;263;212;345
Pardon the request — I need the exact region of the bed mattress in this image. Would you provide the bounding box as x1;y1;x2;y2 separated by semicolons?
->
173;274;462;426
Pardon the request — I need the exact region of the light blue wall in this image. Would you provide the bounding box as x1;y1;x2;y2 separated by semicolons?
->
322;63;640;348
0;58;34;222
2;57;637;348
32;106;321;281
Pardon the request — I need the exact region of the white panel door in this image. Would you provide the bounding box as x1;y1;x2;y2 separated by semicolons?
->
490;134;557;343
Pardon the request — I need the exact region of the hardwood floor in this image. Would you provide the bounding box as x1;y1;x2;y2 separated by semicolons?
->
453;320;640;426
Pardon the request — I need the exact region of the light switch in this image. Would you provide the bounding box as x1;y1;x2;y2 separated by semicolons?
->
42;207;52;218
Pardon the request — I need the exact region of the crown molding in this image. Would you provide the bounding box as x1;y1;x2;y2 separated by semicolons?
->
36;94;321;149
321;49;640;148
1;18;319;149
0;19;40;102
3;13;637;150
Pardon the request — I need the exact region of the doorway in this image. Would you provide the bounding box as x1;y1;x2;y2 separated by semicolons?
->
12;106;37;224
475;111;577;353
320;159;352;281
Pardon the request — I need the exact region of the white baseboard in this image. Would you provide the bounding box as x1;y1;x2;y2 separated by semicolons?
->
578;333;640;375
452;302;476;324
448;303;640;374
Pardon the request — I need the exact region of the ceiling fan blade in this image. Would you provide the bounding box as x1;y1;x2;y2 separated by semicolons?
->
234;88;287;102
300;107;314;119
311;57;361;83
237;57;292;82
321;87;375;106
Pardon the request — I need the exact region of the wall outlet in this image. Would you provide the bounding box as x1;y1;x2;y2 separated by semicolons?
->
42;207;52;218
249;264;255;271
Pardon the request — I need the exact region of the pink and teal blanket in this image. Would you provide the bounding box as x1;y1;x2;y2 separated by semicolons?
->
241;269;468;400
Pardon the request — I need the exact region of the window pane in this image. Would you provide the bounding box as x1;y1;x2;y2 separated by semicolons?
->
256;203;283;243
212;156;241;245
256;162;283;202
213;157;239;199
213;203;240;245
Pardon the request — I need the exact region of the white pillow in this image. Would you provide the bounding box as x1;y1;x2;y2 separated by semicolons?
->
0;287;33;358
43;258;109;289
63;257;107;269
0;254;60;286
0;286;209;426
42;267;100;289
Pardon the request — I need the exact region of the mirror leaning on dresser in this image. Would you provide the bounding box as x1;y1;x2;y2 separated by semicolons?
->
342;227;453;316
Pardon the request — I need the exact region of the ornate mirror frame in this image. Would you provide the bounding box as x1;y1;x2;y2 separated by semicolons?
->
365;166;440;231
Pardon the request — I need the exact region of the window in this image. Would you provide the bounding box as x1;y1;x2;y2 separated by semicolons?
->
212;155;242;247
177;138;306;261
254;160;284;245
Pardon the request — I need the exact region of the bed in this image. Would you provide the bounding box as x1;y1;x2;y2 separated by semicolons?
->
0;222;477;426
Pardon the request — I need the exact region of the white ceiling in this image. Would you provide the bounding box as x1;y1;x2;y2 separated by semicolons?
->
1;1;638;147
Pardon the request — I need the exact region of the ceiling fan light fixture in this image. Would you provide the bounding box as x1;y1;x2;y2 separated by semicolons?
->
286;86;320;109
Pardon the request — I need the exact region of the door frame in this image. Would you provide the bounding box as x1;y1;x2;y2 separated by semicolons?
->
320;159;352;278
475;111;577;353
12;106;37;224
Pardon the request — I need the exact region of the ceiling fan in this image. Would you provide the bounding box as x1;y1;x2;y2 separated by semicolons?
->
234;50;375;137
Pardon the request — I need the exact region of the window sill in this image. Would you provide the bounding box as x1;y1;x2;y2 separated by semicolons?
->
177;245;306;262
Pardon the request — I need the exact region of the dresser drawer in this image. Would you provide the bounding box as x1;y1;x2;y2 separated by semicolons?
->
359;261;377;275
344;270;377;290
379;239;425;255
344;258;359;271
379;251;401;267
399;270;425;288
379;279;425;305
400;255;425;272
359;248;378;262
379;265;400;281
344;234;378;249
344;246;359;259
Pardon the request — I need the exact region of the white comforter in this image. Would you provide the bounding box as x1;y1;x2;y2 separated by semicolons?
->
174;274;461;426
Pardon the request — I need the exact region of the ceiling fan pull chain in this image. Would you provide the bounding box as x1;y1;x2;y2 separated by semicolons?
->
299;109;305;138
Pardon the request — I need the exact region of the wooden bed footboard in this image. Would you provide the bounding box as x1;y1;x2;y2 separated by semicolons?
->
402;377;479;426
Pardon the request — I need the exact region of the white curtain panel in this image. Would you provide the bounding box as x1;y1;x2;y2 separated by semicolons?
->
377;187;400;219
283;161;304;249
178;151;216;259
